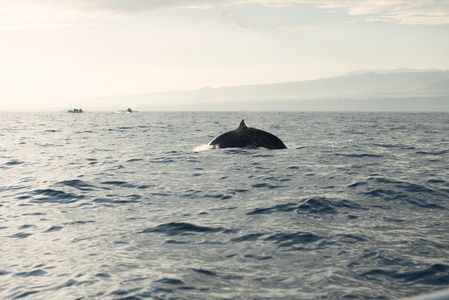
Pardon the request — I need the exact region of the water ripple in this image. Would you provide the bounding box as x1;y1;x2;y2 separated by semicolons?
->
247;198;367;215
139;222;234;236
56;179;95;191
31;189;85;203
361;264;449;286
264;232;324;248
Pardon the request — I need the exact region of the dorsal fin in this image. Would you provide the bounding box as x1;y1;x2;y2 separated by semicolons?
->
238;119;248;130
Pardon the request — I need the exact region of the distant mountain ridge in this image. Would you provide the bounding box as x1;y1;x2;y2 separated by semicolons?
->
85;69;449;111
340;68;440;77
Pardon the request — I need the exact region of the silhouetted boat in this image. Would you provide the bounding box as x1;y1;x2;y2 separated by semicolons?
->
68;108;83;113
114;108;136;114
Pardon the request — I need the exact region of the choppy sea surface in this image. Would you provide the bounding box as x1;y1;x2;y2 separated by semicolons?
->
1;111;449;299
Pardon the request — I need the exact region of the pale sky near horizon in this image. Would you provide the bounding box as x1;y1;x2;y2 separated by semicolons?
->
1;0;449;110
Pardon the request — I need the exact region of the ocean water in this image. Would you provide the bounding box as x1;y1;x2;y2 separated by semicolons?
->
1;111;449;299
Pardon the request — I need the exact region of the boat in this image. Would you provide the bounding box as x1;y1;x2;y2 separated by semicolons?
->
114;108;134;114
68;108;83;113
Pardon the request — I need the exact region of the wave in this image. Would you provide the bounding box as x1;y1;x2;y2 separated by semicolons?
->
5;159;24;165
416;150;449;156
373;143;415;150
43;226;64;233
264;231;324;248
349;177;449;210
361;264;449;286
31;189;85;204
93;194;142;204
335;153;383;158
1;159;25;170
252;183;287;189
139;222;234;236
15;269;47;277
8;232;33;239
100;181;136;188
231;233;266;243
247;197;367;216
56;179;95;191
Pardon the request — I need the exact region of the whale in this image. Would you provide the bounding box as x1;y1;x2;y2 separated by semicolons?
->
208;120;287;149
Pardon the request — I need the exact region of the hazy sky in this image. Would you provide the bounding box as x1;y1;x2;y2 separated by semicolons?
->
1;0;449;109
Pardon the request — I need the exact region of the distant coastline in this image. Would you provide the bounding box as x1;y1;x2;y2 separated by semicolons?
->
80;69;449;111
2;69;448;112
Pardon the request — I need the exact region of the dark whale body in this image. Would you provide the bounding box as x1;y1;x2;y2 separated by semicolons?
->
209;120;287;149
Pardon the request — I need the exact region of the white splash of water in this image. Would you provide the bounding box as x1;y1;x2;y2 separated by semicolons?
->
193;144;213;152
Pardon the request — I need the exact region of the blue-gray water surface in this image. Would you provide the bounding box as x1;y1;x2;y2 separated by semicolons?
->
1;111;449;299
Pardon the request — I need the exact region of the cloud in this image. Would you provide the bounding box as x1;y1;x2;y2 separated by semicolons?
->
245;0;449;24
32;0;230;13
220;9;250;29
1;0;448;24
1;23;96;31
311;0;449;24
72;0;221;13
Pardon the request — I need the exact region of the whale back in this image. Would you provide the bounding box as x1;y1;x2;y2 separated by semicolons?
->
209;120;287;149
